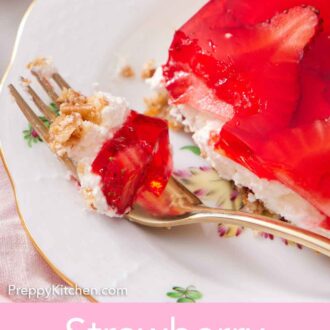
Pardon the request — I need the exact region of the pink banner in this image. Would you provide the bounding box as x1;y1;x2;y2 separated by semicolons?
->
0;303;328;330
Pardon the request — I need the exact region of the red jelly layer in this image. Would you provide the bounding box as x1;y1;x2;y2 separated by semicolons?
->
91;111;172;215
163;0;330;224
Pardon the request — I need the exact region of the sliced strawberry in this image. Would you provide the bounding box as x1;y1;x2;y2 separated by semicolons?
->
321;217;330;230
261;120;330;217
92;111;172;215
136;189;182;217
216;6;320;165
165;0;330;124
179;0;330;31
94;143;150;214
293;32;330;126
164;6;319;135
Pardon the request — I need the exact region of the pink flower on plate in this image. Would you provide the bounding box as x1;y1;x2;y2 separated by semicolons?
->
173;169;192;179
281;238;303;250
230;189;239;201
259;232;274;240
199;166;211;172
218;224;243;238
193;189;207;198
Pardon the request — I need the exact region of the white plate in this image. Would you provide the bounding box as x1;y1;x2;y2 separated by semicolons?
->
0;0;329;302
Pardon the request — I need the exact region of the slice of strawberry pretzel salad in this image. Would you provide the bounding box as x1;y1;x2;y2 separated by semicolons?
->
147;0;330;234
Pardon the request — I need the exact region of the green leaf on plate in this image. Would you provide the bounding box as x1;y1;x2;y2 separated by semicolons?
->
172;286;186;293
166;285;203;303
177;297;195;303
167;292;183;299
186;290;203;300
49;102;60;116
180;145;201;156
22;116;50;147
22;102;60;147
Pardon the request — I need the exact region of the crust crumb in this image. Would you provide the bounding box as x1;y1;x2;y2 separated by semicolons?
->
240;187;280;219
81;187;97;210
60;104;101;124
57;88;102;124
144;91;183;131
27;57;49;70
58;88;87;106
77;162;86;176
120;65;135;78
141;60;156;80
241;189;265;215
49;112;83;156
49;88;109;155
20;77;31;86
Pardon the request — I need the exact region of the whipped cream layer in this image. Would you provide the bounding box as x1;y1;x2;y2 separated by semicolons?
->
49;90;130;217
148;68;325;229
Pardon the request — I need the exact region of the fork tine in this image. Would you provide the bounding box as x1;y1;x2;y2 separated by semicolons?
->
9;83;78;177
52;72;71;90
8;84;49;142
22;79;57;122
31;71;59;107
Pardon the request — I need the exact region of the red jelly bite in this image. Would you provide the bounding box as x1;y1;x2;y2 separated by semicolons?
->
91;111;172;215
163;0;330;224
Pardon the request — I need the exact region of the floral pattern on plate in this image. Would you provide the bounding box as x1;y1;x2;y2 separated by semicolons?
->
166;285;203;303
22;103;59;147
174;164;304;250
174;166;244;238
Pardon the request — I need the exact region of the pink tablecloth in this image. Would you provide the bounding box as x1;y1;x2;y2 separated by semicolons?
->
0;158;84;302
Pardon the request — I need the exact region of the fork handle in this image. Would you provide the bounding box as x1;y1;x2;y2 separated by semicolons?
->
185;205;330;257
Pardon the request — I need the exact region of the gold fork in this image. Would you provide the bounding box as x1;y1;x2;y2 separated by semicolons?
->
9;71;330;258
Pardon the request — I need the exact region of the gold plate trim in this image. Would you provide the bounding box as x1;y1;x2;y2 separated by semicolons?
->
0;0;96;303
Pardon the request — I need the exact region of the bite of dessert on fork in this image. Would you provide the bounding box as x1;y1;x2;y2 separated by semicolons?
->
9;58;172;218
